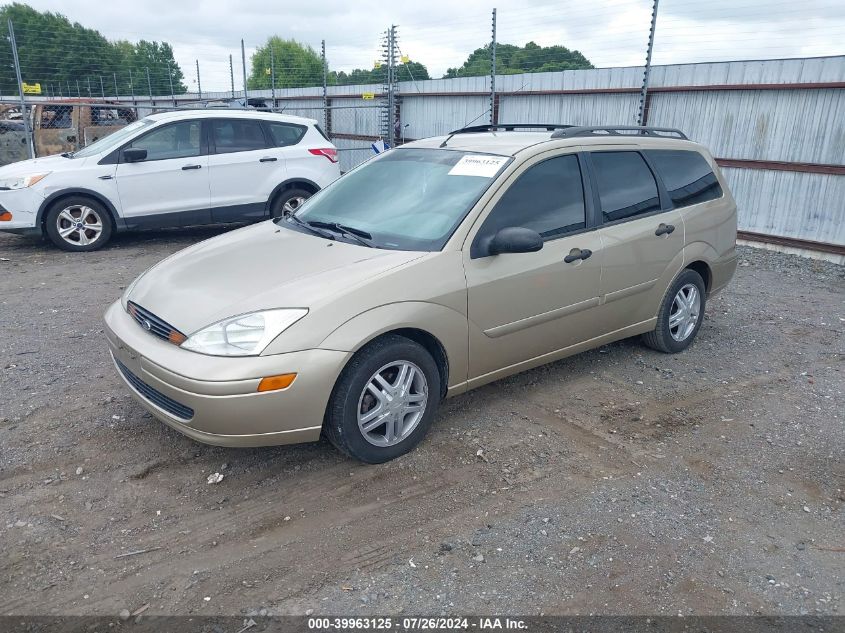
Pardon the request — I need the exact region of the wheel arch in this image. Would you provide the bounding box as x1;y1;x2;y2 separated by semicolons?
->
265;178;321;214
37;188;122;234
684;260;712;293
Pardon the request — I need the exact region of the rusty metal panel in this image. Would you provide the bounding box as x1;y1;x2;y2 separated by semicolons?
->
647;88;845;165
401;95;489;138
722;167;845;245
498;93;641;126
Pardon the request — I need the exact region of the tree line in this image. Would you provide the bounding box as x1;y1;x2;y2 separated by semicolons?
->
0;3;185;96
0;3;593;97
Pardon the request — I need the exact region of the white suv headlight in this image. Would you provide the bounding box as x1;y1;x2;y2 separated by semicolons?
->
181;309;308;356
0;172;50;190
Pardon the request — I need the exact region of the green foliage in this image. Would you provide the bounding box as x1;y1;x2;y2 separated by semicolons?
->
248;37;324;89
444;41;593;78
249;37;429;89
328;61;429;86
0;3;186;96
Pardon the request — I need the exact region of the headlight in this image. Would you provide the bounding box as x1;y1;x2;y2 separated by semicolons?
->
181;309;308;356
0;173;50;190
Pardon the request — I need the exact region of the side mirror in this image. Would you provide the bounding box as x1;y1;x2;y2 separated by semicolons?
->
488;226;543;256
122;147;147;163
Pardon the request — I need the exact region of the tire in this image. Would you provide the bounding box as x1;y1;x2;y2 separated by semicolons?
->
44;196;114;252
324;334;442;463
642;268;707;354
270;187;312;219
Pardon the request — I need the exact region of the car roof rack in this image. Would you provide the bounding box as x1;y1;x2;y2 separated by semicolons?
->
448;123;576;134
550;125;688;140
439;123;577;147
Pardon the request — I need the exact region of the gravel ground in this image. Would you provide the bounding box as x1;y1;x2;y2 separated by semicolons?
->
0;228;842;617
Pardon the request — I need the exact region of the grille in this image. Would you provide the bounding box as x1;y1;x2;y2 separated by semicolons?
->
115;357;195;421
127;301;186;344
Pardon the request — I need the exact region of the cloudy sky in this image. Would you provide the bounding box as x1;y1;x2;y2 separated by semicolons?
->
23;0;845;91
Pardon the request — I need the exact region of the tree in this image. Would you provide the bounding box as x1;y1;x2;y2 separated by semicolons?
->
248;37;323;89
444;41;592;78
0;3;185;96
328;61;429;86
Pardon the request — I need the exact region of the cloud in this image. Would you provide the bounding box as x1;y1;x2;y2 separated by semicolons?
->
22;0;845;90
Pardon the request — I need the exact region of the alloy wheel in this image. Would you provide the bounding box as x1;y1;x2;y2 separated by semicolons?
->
357;360;428;447
56;204;103;247
669;283;701;341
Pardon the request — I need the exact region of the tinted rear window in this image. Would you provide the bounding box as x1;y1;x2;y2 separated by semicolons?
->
591;151;661;222
211;119;267;153
645;149;723;208
266;122;306;147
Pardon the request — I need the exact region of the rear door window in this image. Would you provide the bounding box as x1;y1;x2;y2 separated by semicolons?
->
591;151;661;223
645;149;723;208
128;120;201;160
479;154;586;240
265;122;306;147
210;119;268;154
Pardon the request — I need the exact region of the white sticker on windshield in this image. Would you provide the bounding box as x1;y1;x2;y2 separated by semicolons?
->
448;155;508;177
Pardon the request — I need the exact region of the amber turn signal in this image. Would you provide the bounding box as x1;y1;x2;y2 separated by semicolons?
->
168;331;187;345
0;211;12;221
257;373;297;392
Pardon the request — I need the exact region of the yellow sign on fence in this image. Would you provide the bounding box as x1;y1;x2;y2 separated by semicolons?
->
362;92;375;100
22;82;41;94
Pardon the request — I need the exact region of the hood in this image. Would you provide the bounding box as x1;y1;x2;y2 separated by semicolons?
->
127;221;425;334
0;154;79;178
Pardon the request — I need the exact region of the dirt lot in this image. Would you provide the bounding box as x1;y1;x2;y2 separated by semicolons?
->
0;228;842;617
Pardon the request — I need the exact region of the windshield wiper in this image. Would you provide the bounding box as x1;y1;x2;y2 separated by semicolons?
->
284;214;335;240
307;221;375;248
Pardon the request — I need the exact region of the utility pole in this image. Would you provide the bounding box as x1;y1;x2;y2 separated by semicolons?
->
229;54;235;98
241;39;248;107
270;47;276;111
196;60;202;101
321;39;327;130
637;0;659;126
490;8;497;125
7;19;33;158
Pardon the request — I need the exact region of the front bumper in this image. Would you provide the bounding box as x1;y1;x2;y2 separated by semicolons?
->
0;187;45;234
104;300;350;447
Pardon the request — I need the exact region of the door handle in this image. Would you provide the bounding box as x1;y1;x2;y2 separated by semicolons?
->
259;157;277;162
181;164;202;170
655;223;675;236
564;248;592;263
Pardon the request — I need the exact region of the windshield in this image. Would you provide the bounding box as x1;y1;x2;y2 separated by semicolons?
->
71;117;155;158
287;148;510;251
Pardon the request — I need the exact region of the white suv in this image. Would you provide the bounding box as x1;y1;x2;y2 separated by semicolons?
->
0;110;340;251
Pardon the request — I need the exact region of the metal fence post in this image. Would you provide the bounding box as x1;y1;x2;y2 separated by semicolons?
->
7;19;33;159
145;67;153;103
490;8;497;125
321;39;327;130
75;79;80;97
196;60;202;101
637;0;659;126
86;76;92;97
241;39;248;106
113;72;119;100
168;63;176;107
270;47;276;111
229;54;235;99
129;68;135;106
99;76;105;99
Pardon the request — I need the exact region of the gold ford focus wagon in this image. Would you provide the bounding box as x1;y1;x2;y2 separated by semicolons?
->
105;124;737;463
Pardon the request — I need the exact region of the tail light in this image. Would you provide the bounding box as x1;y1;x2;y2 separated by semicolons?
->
308;148;339;163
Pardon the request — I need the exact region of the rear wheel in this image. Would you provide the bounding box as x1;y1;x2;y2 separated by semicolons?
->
324;334;441;463
642;268;706;353
270;187;312;219
44;196;114;252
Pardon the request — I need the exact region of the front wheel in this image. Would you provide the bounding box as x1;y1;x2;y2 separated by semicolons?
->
642;268;706;353
44;196;114;252
324;334;441;463
270;188;312;219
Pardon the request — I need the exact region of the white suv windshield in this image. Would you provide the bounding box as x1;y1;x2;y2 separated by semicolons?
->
286;148;510;251
70;118;155;158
